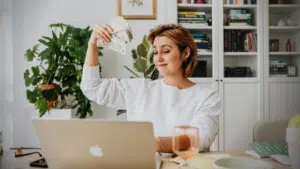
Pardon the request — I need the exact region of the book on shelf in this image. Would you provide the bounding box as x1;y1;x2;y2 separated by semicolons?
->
224;30;257;52
270;58;288;75
224;0;256;4
192;34;212;51
178;12;206;18
227;9;253;26
246;142;289;158
178;11;207;25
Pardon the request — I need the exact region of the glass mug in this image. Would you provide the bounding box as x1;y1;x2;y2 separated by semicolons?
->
172;125;200;169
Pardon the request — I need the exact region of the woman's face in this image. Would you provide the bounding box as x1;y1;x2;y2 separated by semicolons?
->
153;36;186;77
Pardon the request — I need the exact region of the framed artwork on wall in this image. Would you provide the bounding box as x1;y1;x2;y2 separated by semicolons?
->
117;0;157;20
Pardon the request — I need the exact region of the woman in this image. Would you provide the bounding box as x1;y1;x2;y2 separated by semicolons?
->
80;23;221;153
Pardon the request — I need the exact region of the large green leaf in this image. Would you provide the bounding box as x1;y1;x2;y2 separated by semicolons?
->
31;66;40;76
137;43;147;58
42;36;53;43
51;30;58;42
150;69;159;80
144;64;155;77
133;57;148;73
143;35;151;50
26;88;38;103
38;39;51;47
24;69;30;79
131;49;138;60
24;70;32;87
149;52;154;64
35;97;49;117
25;44;39;61
117;110;126;116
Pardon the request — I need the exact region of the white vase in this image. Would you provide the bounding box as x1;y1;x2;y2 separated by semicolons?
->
286;127;300;169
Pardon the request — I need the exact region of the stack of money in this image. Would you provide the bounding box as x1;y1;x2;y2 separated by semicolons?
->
97;16;133;55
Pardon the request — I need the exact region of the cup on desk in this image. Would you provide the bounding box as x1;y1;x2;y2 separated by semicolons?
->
286;128;300;169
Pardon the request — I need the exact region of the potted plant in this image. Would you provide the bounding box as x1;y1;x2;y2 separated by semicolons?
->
286;114;300;169
117;35;159;115
24;23;102;118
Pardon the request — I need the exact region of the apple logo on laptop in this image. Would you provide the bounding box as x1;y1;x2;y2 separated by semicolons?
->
89;144;104;157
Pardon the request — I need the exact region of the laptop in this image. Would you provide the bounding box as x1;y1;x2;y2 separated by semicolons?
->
32;119;161;169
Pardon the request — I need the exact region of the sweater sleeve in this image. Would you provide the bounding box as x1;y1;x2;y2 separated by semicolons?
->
190;90;221;152
80;65;131;110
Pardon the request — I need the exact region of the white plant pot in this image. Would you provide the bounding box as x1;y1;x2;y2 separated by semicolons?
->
286;127;300;169
32;108;74;120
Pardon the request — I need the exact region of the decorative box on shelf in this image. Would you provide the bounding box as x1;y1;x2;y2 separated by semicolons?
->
269;58;288;76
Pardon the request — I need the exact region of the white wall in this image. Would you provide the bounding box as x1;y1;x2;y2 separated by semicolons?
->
1;0;15;150
3;0;171;148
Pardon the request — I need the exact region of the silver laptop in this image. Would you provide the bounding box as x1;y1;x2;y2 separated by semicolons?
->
32;119;160;169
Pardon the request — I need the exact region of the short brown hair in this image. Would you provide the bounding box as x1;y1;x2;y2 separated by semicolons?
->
148;24;198;77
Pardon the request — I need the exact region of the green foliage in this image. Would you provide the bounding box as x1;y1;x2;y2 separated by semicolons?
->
288;114;300;128
24;23;102;118
124;35;158;80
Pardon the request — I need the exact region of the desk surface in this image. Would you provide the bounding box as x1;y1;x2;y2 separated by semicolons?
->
0;150;291;169
162;152;290;169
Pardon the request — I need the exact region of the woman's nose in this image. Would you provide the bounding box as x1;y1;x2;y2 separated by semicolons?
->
157;53;163;62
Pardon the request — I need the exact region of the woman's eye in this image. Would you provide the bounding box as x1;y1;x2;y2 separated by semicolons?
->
153;52;158;55
163;51;170;53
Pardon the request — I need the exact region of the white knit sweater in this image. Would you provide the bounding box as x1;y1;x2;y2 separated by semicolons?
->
80;65;221;151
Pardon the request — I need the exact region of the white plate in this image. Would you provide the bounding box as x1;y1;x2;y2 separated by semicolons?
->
213;157;273;169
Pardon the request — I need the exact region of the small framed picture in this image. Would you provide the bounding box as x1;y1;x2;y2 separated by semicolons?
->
117;0;157;20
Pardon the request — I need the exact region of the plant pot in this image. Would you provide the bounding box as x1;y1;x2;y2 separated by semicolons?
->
37;84;57;108
32;108;74;120
286;127;300;169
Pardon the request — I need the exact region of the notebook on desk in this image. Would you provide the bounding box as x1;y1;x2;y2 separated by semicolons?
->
246;142;289;158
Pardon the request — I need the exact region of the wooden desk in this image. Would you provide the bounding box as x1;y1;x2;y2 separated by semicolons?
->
162;152;291;169
0;150;291;169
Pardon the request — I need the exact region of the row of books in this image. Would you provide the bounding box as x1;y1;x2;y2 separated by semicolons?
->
192;34;212;52
270;58;288;75
178;0;212;4
226;9;253;26
224;0;257;4
178;12;208;26
224;30;257;52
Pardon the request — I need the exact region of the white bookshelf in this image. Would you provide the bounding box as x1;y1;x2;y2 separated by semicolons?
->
267;1;300;80
223;4;257;9
269;52;300;55
269;77;300;83
224;52;257;56
269;26;300;33
223;78;259;83
224;26;257;30
171;0;300;152
177;1;215;79
198;51;213;56
263;0;300;125
177;3;212;13
269;4;300;13
178;4;212;8
180;24;212;30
